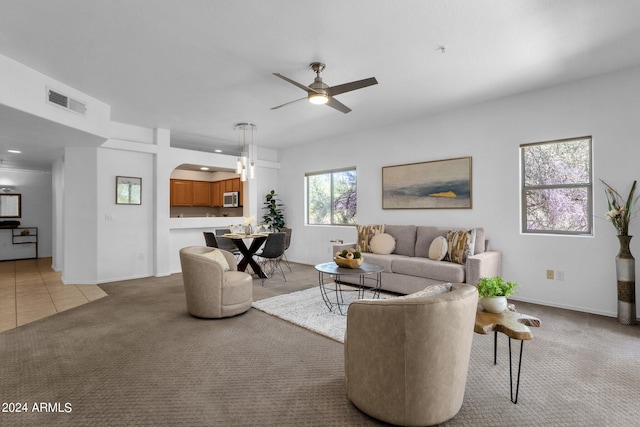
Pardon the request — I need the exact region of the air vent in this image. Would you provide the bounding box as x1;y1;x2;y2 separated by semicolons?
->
47;88;87;115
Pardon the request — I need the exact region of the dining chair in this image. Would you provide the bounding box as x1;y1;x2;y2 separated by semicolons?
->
256;232;287;285
214;228;241;258
203;232;218;248
281;227;292;272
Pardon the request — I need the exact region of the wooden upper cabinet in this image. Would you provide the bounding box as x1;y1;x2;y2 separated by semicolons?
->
192;181;211;206
170;180;193;206
211;181;222;207
171;178;241;207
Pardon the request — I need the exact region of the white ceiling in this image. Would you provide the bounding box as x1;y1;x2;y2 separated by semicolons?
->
2;0;640;170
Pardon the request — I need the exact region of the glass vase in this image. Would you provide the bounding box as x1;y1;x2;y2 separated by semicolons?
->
615;235;636;325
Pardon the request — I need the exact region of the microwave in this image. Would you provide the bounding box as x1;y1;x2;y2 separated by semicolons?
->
223;191;240;207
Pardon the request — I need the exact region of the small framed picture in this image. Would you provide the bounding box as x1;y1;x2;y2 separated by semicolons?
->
116;176;142;205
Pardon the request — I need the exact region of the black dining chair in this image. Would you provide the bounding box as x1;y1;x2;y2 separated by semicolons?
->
214;228;241;258
256;232;287;285
281;227;292;272
203;232;218;248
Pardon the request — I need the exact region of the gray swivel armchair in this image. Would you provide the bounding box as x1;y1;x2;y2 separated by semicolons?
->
179;246;253;318
344;283;478;426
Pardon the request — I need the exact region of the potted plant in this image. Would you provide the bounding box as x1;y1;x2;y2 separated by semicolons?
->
477;276;518;313
262;190;285;232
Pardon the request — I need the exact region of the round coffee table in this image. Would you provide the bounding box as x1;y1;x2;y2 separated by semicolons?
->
314;262;384;315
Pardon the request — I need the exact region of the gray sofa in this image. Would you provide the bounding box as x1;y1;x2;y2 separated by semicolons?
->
333;225;501;295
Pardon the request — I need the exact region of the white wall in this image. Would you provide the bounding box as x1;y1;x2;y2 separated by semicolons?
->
62;147;98;284
96;146;155;283
0;53;110;138
0;169;52;261
278;65;640;318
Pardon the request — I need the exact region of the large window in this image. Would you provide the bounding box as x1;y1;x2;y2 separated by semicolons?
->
521;136;592;235
306;168;357;225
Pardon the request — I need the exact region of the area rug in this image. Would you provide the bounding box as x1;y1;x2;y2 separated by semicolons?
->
252;286;386;343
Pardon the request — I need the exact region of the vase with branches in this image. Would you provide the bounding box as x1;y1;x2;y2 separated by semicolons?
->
601;179;638;325
601;179;638;236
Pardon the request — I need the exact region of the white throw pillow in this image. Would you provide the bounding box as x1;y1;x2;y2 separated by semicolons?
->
370;233;396;255
201;249;230;272
428;236;448;261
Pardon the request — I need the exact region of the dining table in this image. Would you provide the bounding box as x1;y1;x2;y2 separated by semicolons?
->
222;233;269;279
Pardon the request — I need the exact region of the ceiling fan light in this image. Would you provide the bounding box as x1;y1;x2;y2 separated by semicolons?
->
308;93;328;105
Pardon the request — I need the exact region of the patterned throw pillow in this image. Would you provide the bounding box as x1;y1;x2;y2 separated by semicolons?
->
201;249;230;272
396;283;452;300
428;236;448;261
445;229;476;264
356;224;385;253
370;233;396;255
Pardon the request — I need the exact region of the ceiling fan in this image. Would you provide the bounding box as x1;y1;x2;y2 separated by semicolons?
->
271;62;378;114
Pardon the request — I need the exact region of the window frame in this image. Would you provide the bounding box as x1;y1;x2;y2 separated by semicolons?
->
305;166;357;226
520;136;593;236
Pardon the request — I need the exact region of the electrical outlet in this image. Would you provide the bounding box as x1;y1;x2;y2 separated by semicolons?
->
555;271;564;281
546;269;554;280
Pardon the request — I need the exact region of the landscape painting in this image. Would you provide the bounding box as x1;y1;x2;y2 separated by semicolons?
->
382;157;472;209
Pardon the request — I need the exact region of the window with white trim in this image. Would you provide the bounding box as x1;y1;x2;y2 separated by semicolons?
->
520;136;593;235
306;168;357;225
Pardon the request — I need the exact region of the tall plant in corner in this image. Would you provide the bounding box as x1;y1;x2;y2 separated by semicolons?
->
262;190;285;232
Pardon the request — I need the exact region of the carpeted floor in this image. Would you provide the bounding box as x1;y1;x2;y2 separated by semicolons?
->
1;263;639;426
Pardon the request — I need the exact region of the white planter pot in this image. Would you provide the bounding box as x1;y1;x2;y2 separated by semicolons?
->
480;296;507;313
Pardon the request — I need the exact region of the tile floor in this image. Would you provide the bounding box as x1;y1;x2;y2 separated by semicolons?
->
0;257;108;333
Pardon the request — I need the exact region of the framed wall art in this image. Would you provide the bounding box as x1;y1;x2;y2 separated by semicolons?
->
0;193;21;218
382;156;472;209
116;176;142;205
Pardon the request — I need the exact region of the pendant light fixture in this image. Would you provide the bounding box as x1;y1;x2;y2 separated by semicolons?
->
234;123;256;181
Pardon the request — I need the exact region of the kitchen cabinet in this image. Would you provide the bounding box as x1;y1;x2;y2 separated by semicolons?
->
211;181;222;207
170;180;192;206
192;181;211;206
171;178;241;207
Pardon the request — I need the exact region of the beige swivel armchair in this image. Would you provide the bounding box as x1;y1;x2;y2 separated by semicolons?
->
344;283;478;426
179;246;253;318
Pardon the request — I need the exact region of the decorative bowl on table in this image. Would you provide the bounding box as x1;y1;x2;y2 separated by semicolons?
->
334;256;364;269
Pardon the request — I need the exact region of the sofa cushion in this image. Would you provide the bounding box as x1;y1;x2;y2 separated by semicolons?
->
200;249;230;271
392;257;465;283
445;229;475;264
356;224;385;252
359;252;404;272
415;226;486;257
383;225;417;257
428;236;448;261
370;233;396;255
394;282;452;300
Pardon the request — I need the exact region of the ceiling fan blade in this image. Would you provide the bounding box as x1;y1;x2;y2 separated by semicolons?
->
326;96;352;114
270;97;307;110
272;73;319;94
328;77;378;96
